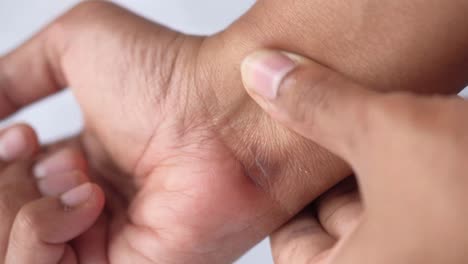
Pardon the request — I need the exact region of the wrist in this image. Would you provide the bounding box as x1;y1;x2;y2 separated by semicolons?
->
195;35;349;215
213;0;468;94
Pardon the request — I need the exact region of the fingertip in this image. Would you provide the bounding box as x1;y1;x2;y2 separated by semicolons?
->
60;182;106;223
34;148;88;179
242;49;378;161
0;123;39;161
241;50;298;101
37;170;89;197
60;183;105;211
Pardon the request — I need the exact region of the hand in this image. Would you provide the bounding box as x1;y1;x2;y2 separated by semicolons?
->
3;1;468;262
3;3;322;263
0;124;104;264
242;50;468;263
271;178;361;263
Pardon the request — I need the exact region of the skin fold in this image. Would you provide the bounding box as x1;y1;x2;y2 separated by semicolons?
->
241;49;468;263
1;0;468;263
198;0;468;211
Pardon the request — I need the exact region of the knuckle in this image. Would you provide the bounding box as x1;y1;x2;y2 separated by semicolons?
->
271;217;323;264
44;17;71;60
369;93;466;154
12;124;39;154
343;86;374;146
14;203;54;246
10;206;43;250
373;93;453;133
272;241;296;264
292;66;332;118
273;239;313;264
0;168;36;217
370;93;423;134
68;0;118;16
16;205;40;234
46;0;119;45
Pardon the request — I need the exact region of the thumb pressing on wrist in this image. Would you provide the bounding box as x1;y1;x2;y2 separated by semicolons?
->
241;49;375;162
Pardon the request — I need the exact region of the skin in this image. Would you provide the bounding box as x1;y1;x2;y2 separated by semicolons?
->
272;179;362;263
0;124;105;264
0;123;355;263
0;124;352;263
1;0;468;262
242;50;468;263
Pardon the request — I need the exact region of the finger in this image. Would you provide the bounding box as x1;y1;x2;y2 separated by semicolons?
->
0;2;116;118
5;183;105;264
241;50;377;160
0;161;40;260
72;214;109;264
0;124;39;164
37;170;89;197
58;245;78;264
0;19;66;118
270;210;334;264
33;148;89;197
317;178;362;239
0;1;183;119
34;148;88;179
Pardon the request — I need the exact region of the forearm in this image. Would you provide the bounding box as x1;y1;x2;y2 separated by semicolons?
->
197;0;468;214
215;0;468;93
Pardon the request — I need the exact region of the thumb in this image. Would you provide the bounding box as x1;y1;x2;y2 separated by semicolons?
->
5;183;105;264
0;1;184;118
241;50;380;164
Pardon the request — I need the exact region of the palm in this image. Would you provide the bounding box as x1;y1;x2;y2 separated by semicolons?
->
58;14;276;263
95;135;270;263
75;124;270;263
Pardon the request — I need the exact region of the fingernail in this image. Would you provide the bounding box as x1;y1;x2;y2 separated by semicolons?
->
0;128;27;161
38;171;88;197
241;50;297;100
60;183;93;207
34;150;83;179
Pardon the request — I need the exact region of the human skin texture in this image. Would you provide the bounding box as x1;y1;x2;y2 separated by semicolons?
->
0;124;105;264
241;49;468;264
198;0;468;211
1;0;468;263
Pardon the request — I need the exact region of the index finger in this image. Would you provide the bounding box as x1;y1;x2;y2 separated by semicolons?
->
0;1;138;118
0;20;66;118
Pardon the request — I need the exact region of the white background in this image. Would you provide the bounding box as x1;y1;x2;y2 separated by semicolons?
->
0;1;273;263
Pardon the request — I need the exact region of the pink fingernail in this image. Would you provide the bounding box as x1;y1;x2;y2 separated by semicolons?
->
38;171;88;197
241;51;297;100
0;128;27;161
60;183;93;207
34;150;83;179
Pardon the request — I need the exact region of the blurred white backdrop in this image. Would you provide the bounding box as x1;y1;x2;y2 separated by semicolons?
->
0;1;274;263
